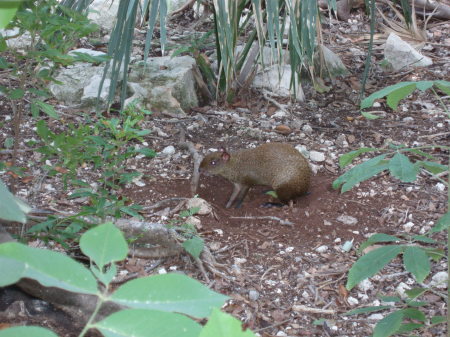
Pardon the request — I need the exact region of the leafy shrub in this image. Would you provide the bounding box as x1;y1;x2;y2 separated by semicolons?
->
0;222;257;337
334;80;449;337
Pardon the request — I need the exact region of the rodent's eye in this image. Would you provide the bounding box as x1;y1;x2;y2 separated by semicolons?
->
211;160;217;166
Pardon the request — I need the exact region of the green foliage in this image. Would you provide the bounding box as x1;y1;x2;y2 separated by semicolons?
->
337;81;449;336
360;80;450;111
171;207;205;259
0;222;255;337
0;326;58;337
0;179;30;223
0;1;21;30
34;105;155;227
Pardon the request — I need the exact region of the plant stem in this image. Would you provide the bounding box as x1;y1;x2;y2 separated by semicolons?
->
78;294;105;337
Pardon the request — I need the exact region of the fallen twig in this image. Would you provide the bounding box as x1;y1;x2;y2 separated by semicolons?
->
231;216;294;226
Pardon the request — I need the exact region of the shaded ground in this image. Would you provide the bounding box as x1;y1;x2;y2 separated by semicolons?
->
0;5;449;337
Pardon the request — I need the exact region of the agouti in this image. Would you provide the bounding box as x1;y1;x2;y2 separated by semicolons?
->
200;143;311;208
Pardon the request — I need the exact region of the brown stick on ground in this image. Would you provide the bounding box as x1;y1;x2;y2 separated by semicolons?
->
178;129;203;195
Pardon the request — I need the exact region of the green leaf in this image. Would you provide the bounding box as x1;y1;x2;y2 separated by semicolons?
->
135;147;156;157
0;179;29;223
0;326;58;337
430;212;450;233
110;273;228;318
339;148;379;168
423;248;445;262
386;83;416;110
396;323;423;334
435;81;450;95
358;233;400;253
411;235;436;244
361;111;381;120
182;236;204;259
389;152;419;182
344;305;392;316
0;0;21;29
378;296;401;303
9;89;25;99
417;160;448;174
346;245;404;290
404;287;427;299
361;82;416;109
35;100;59;119
94;309;202;337
403;246;430;283
431;315;446;325
333;154;389;193
0;242;98;294
4;137;13;149
401;308;426;322
373;310;403;337
199;308;256;337
79;222;128;270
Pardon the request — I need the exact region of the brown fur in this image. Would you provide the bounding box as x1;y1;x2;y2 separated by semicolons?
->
200;143;311;208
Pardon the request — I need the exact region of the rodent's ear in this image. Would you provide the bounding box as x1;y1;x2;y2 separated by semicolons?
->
219;146;226;153
221;152;231;162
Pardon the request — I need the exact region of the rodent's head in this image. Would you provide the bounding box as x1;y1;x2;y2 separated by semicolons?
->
200;148;231;175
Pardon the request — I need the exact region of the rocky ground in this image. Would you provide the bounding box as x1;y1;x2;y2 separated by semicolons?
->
0;4;449;337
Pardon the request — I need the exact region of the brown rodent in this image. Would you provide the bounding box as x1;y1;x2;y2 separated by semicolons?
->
200;143;311;208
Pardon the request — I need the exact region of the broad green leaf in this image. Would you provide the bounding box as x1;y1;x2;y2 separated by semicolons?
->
80;222;128;270
396;323;423;334
361;82;417;109
417;160;448;174
386;83;416;110
373;310;403;337
182;236;204;259
405;300;427;307
430;212;450;233
415;81;434;91
344;305;392;316
0;326;58;337
338;148;378;168
423;247;445;262
403;246;430;283
431;315;446;325
94;309;201;337
411;235;436;244
358;233;400;252
333;154;389;193
0;179;29;223
435;81;450;95
404;287;427;299
346;245;404;290
35;100;59;119
200;308;256;337
401;308;426;322
110;273;228;318
0;242;98;294
0;1;21;30
389;152;418;182
9;88;24;99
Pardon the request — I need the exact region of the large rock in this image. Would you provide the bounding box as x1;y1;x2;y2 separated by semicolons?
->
88;0;120;32
128;56;200;115
384;33;432;71
48;49;112;108
252;64;305;101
